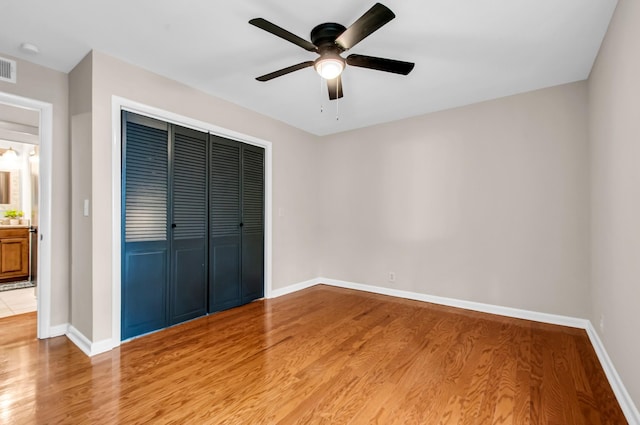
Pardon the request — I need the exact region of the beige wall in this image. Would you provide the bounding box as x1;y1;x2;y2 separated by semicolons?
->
69;53;93;338
319;82;591;318
89;51;321;341
0;54;70;327
589;0;640;407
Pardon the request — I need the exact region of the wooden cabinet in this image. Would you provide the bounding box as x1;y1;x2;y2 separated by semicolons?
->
0;228;29;281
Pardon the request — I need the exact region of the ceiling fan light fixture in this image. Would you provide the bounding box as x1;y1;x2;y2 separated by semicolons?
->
314;55;345;80
2;147;18;160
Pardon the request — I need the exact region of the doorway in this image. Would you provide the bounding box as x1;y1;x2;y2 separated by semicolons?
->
0;104;38;318
0;91;53;339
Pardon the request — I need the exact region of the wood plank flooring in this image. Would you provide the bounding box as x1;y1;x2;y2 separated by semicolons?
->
0;285;627;424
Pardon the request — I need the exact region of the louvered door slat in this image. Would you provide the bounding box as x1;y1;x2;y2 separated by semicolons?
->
173;131;207;240
242;148;264;234
210;142;241;237
124;121;168;243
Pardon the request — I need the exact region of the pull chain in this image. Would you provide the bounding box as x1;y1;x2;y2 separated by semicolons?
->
319;76;324;113
336;77;340;121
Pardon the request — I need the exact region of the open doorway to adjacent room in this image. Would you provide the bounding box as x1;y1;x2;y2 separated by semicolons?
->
0;102;39;319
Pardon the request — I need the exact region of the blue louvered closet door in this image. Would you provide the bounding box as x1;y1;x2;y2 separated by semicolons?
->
122;112;170;339
122;114;209;339
123;112;264;339
209;137;264;312
170;126;208;324
209;137;242;311
240;144;265;303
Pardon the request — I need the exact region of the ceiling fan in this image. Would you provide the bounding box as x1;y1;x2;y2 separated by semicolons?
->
249;3;415;100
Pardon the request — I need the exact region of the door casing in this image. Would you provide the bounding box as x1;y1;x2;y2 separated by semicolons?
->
0;91;53;339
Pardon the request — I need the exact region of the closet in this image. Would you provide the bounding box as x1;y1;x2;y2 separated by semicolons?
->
121;112;264;340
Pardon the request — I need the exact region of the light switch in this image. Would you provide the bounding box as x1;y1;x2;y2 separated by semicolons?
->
83;199;90;217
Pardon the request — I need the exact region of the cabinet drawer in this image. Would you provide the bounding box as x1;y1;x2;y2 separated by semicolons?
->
0;228;29;238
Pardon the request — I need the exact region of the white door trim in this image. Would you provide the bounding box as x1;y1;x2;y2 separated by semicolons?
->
0;91;53;339
111;96;273;345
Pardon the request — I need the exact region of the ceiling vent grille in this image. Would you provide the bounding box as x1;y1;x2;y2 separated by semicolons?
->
0;57;17;84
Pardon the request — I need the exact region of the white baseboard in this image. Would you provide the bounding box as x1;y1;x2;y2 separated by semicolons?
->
319;277;589;328
90;338;116;356
586;323;640;425
66;325;92;356
273;277;638;424
66;326;115;357
48;323;69;338
269;278;318;299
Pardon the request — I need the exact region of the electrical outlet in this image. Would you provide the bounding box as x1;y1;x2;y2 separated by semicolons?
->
599;314;605;332
388;272;396;283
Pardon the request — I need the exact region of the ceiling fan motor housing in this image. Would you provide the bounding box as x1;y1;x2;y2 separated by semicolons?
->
311;22;347;52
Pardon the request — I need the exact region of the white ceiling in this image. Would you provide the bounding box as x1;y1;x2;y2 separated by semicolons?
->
0;0;617;136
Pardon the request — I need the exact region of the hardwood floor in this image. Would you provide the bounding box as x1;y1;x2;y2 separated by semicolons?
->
0;285;626;424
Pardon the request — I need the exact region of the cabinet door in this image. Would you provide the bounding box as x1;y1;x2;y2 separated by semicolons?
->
209;136;242;312
0;237;28;278
122;112;170;340
170;126;208;324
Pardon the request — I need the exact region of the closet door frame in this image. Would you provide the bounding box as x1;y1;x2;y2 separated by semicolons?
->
112;97;272;346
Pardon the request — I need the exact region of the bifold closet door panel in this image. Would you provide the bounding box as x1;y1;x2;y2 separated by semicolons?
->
209;137;242;312
170;126;208;325
122;113;170;340
241;145;265;303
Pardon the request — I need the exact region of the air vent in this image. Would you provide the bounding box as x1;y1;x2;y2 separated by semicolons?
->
0;57;17;84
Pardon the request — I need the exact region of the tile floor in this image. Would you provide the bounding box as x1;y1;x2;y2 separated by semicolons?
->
0;287;37;318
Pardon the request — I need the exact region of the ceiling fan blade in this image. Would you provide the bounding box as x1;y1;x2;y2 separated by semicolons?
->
327;75;344;100
335;3;395;50
346;54;415;75
249;18;318;52
256;61;315;82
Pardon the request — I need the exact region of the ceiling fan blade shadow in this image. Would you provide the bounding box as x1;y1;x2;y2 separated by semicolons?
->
249;18;318;52
335;3;395;51
347;54;414;75
327;75;344;100
256;61;315;81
